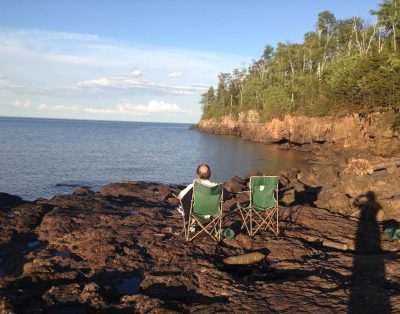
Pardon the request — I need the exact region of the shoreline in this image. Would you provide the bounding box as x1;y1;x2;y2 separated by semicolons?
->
196;109;400;156
1;173;400;312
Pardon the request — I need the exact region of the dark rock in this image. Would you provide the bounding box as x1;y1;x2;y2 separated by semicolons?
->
100;181;172;202
224;176;247;193
0;193;25;211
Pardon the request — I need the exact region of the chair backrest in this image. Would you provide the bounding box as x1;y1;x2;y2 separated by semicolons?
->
192;182;223;216
250;176;279;209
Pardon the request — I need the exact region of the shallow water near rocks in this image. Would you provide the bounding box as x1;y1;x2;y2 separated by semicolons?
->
53;251;70;258
27;240;42;249
0;258;4;277
117;276;143;295
48;305;86;314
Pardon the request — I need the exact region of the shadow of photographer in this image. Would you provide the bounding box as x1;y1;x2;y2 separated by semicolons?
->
349;191;391;314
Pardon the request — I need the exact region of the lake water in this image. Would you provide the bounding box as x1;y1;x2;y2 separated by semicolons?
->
0;117;310;200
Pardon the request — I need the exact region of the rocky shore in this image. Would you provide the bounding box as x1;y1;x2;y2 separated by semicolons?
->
197;109;400;156
1;171;400;313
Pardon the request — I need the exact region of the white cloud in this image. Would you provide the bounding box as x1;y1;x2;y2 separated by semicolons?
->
131;69;142;77
44;53;100;66
38;104;48;110
33;100;183;116
13;99;31;108
79;78;114;87
77;76;207;95
37;103;80;111
126;100;184;113
0;27;249;76
86;100;183;116
0;27;251;122
168;71;183;78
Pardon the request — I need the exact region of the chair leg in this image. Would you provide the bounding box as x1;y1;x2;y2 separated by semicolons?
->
238;207;251;235
250;209;253;236
276;205;279;235
182;218;186;236
251;207;279;236
218;214;222;241
185;217;192;242
187;216;220;242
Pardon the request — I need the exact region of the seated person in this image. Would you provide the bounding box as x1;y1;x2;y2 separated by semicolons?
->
177;164;217;216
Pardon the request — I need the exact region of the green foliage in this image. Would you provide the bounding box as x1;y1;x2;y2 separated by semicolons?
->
393;115;400;129
200;1;400;121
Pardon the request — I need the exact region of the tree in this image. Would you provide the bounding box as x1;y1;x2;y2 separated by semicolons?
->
371;0;400;51
316;11;338;76
199;4;400;121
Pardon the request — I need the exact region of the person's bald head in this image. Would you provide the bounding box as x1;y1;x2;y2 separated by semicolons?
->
196;164;211;180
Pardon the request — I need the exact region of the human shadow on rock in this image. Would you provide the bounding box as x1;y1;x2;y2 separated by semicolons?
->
348;191;391;314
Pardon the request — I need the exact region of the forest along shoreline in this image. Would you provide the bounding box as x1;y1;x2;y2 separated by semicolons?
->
194;6;400;224
194;108;400;221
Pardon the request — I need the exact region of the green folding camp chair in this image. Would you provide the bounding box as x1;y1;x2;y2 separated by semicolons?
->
184;182;224;242
237;176;279;236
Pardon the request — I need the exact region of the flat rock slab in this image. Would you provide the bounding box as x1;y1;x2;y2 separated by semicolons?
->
0;182;400;313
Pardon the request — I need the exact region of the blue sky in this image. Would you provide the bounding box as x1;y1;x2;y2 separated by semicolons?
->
0;0;381;123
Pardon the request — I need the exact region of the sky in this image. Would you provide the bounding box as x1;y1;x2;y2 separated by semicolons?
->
0;0;382;123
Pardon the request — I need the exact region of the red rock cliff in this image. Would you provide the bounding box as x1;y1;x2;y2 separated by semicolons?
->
198;110;400;156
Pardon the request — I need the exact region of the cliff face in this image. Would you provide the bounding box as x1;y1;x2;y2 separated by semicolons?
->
198;110;400;156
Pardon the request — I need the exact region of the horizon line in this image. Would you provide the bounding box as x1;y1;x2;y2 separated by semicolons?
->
0;115;196;125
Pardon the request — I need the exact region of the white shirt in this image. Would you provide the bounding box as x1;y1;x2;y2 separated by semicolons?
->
178;180;217;199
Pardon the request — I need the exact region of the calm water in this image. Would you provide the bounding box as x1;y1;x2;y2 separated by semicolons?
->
0;117;309;200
